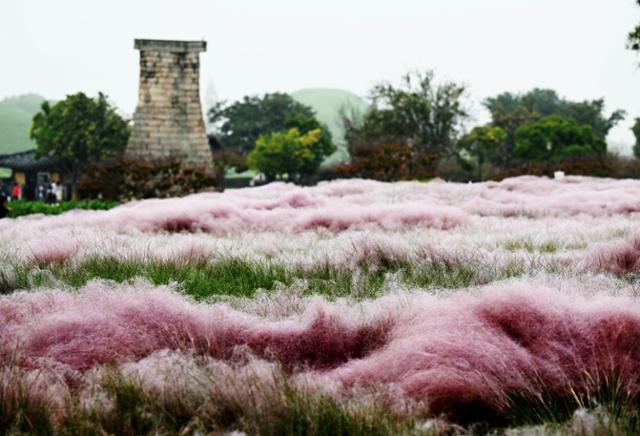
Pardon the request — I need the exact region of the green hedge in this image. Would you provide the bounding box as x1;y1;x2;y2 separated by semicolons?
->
7;199;118;218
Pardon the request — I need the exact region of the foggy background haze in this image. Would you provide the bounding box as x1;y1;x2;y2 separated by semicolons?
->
1;0;639;151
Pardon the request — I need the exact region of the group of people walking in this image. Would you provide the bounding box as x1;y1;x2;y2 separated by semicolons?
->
0;181;67;219
1;182;22;201
1;181;65;203
37;182;64;203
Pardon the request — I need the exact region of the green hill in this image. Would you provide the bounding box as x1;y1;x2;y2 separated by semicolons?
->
0;106;36;154
0;94;46;155
290;88;369;166
0;94;46;178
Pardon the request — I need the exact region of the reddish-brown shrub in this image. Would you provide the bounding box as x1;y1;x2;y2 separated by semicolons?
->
336;143;436;181
77;158;217;201
492;155;640;181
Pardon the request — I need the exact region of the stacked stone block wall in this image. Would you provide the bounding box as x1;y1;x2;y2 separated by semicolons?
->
126;39;213;172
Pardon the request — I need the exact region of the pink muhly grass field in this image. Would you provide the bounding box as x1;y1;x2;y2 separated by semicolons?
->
1;175;640;275
1;175;640;237
2;281;640;423
2;175;640;429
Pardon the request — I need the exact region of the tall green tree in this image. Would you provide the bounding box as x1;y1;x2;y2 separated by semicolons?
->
459;126;507;180
561;99;626;140
208;93;333;160
247;128;325;183
30;92;130;186
346;71;468;176
485;88;625;166
482;93;537;167
514;116;606;163
284;113;335;177
633;118;640;160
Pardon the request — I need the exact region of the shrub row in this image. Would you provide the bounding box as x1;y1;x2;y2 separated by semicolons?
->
491;154;640;181
7;199;118;218
78;158;217;201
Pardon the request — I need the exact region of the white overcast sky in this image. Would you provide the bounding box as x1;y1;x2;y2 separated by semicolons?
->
1;0;639;149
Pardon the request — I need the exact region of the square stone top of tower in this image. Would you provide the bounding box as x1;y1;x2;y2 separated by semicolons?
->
134;39;207;53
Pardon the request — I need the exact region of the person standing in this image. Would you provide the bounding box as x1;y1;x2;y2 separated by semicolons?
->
46;183;56;204
53;182;63;202
0;195;9;219
11;183;21;201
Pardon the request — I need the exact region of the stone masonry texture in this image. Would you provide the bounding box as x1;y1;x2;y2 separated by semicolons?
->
126;39;214;172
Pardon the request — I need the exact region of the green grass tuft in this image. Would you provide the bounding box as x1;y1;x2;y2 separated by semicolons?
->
0;255;524;301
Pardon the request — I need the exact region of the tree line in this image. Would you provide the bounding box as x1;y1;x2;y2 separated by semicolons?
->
26;1;640;193
27;79;640;191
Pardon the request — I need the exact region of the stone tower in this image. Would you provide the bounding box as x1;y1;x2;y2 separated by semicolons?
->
126;39;213;172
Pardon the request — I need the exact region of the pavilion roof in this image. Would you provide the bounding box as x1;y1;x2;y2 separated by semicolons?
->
0;150;62;172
